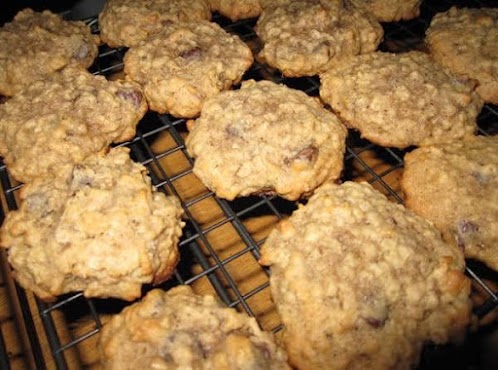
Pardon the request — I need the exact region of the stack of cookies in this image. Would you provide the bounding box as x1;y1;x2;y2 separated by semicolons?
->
0;0;497;369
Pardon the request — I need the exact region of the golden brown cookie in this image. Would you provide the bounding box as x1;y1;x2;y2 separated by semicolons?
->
426;7;498;104
185;80;347;200
0;65;147;183
0;148;184;301
98;0;212;47
260;181;471;370
320;51;483;148
124;21;253;118
0;8;99;97
402;135;498;271
99;286;290;369
255;0;383;77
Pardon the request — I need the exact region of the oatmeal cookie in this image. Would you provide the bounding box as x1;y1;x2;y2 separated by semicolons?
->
402;135;498;271
0;8;99;97
208;0;263;21
347;0;422;22
99;286;290;369
124;21;253;118
320;51;483;148
98;0;211;48
185;80;347;200
426;7;498;104
259;181;471;370
0;65;147;183
0;148;184;301
255;0;383;77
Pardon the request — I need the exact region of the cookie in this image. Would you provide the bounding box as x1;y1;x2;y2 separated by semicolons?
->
185;80;347;200
98;0;212;48
255;0;383;77
0;8;99;97
347;0;422;22
402;135;498;271
320;51;483;148
259;181;471;370
124;21;253;118
208;0;263;21
0;148;184;301
426;7;498;104
0;65;147;183
99;285;290;369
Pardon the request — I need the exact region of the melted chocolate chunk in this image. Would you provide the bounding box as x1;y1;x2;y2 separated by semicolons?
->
254;187;277;197
284;145;319;166
364;316;386;328
458;220;479;234
180;47;202;61
116;89;143;109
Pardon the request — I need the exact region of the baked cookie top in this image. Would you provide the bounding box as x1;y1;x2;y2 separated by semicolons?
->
0;8;99;97
426;7;498;104
0;65;147;183
320;51;483;148
347;0;422;22
98;0;212;47
255;0;383;77
124;21;253;118
259;181;470;370
185;80;347;200
402;135;498;271
208;0;263;21
0;148;184;301
99;286;290;369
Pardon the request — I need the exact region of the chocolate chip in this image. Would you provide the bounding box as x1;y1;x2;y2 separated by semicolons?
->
225;125;241;138
254;187;276;197
365;317;386;328
180;47;202;61
284;145;319;166
458;220;479;234
116;89;143;109
471;171;489;185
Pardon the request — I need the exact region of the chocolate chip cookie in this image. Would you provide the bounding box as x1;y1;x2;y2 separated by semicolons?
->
0;65;147;183
0;8;99;97
185;79;348;200
124;21;253;118
402;135;498;271
99;286;290;369
0;148;184;301
260;181;471;370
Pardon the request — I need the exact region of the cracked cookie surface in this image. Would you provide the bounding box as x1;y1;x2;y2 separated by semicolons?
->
255;0;383;77
98;0;211;47
0;65;147;183
0;8;99;97
99;286;290;369
124;21;253;118
185;80;347;200
320;51;483;148
426;7;498;104
402;135;498;271
0;148;184;301
260;181;471;370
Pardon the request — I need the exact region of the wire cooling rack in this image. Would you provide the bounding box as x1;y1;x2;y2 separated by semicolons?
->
1;0;498;369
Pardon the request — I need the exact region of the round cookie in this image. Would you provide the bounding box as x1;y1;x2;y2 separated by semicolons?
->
124;21;253;118
98;0;212;48
319;51;483;149
0;148;184;301
0;65;147;183
208;0;263;21
255;0;383;77
259;181;471;370
0;8;99;97
401;135;498;272
185;79;348;201
347;0;422;22
426;7;498;104
99;286;290;369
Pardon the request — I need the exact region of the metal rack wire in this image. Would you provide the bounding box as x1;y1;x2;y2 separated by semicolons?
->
0;0;497;369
